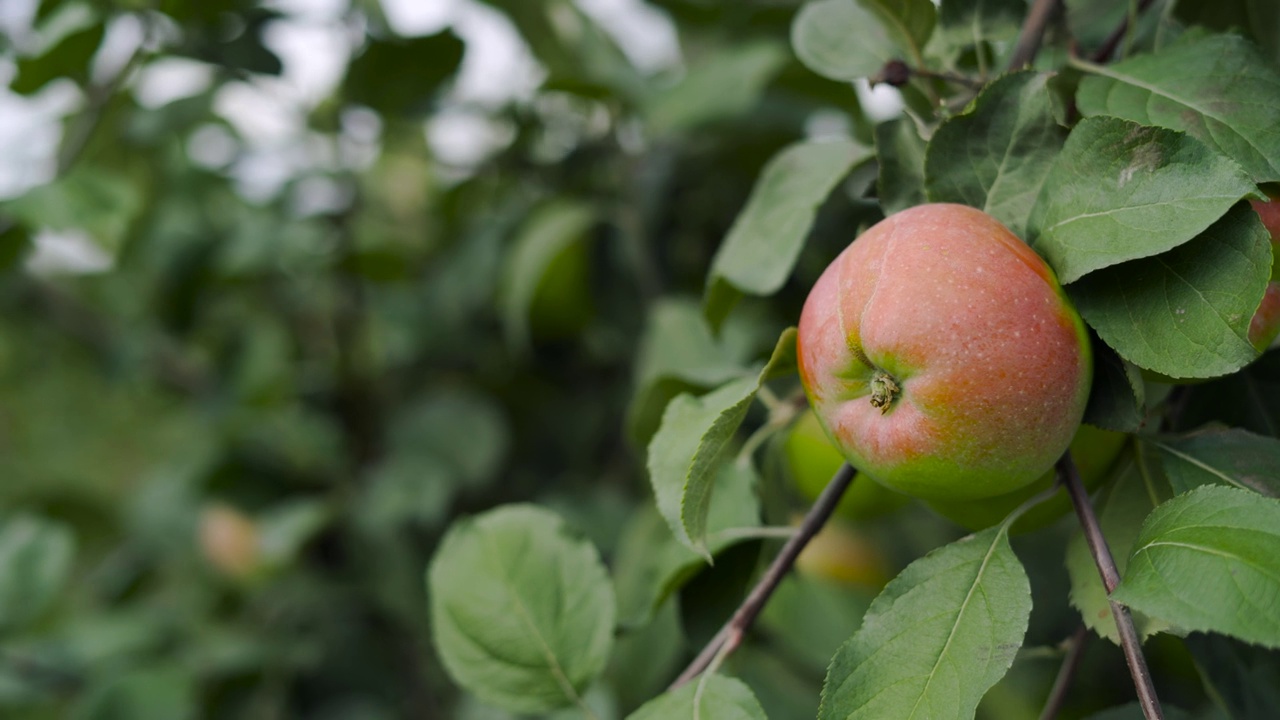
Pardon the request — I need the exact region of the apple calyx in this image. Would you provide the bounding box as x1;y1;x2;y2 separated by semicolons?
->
869;370;900;414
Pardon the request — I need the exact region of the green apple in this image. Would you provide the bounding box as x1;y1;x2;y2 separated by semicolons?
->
797;204;1093;501
794;517;891;589
784;410;910;521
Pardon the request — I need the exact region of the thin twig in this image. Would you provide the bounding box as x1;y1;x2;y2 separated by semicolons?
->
1008;0;1063;70
1060;453;1165;720
1091;0;1159;63
1038;624;1090;720
669;464;858;690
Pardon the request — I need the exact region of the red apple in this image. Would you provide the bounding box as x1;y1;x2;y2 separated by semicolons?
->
1248;186;1280;351
797;204;1092;501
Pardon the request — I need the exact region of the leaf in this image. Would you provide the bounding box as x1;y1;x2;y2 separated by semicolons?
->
1029;117;1260;284
924;71;1065;236
705;139;873;330
1076;34;1280;183
818;526;1031;720
1081;338;1145;433
875;117;927;215
12;21;103;94
1066;446;1171;643
428;505;616;714
614;462;761;626
792;0;935;82
647;329;797;557
344;31;465;116
646;41;789;134
392;387;510;490
625;674;767;720
1068;204;1271;379
1184;632;1280;720
1153;427;1280;497
758;574;872;676
500;200;596;350
0;515;75;631
1083;701;1195;720
0;221;31;272
6;166;144;257
931;0;1023;66
1174;0;1280;68
1112;485;1280;648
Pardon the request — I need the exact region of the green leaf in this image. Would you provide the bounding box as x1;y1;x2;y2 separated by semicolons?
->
1076;34;1280;183
925;71;1065;236
1066;445;1171;644
646;41;788;134
614;462;761;627
1153;427;1280;497
12;21;103;94
1029;116;1259;284
932;0;1024;67
875;117;927;215
428;505;616;714
392;387;510;490
1174;0;1280;67
6;166;145;257
1068;204;1271;379
818;526;1030;720
1081;338;1145;433
628;299;754;447
1113;485;1280;648
625;674;767;720
792;0;936;82
0;221;31;271
345;31;465;115
1083;701;1195;720
648;329;795;557
1184;632;1280;720
500;199;596;350
0;515;75;630
758;574;872;676
705;139;873;330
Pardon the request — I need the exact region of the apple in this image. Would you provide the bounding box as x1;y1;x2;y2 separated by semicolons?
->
784;409;910;520
528;237;593;340
199;503;261;580
1248;185;1280;351
926;423;1127;533
794;517;891;589
796;203;1092;501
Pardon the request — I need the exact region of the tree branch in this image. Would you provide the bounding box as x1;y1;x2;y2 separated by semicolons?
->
1008;0;1064;70
1060;453;1165;720
669;463;858;690
1038;624;1089;720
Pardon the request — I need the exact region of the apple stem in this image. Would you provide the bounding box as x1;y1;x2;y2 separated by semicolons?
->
668;463;858;691
1060;452;1165;720
870;370;900;413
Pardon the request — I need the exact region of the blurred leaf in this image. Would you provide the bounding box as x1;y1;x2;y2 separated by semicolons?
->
428;505;616;714
604;600;684;711
1069;204;1270;379
0;516;75;631
792;0;936;81
1029;117;1259;284
1184;632;1280;720
1082;338;1145;432
12;20;103;94
758;574;872;676
925;70;1065;236
818;526;1030;719
391;386;510;491
628;299;752;447
179;8;284;75
500;199;596;350
73;665;196;720
1153;427;1280;497
0;222;31;272
646;41;788;134
1067;445;1171;643
1173;0;1280;67
6;166;144;257
647;329;795;557
1113;486;1280;648
1076;34;1280;183
357;455;454;531
257;499;331;568
625;674;766;720
1084;702;1195;720
874;117;926;215
705;139;872;330
345;31;465;116
613;461;760;627
931;0;1023;67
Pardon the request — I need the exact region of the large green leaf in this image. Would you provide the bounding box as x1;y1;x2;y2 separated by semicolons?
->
646;41;788;134
1068;204;1271;379
1153;427;1280;497
345;31;466;116
875;117;927;215
1029;116;1259;284
626;674;767;720
704;139;873;330
647;329;796;558
1112;485;1280;648
792;0;936;81
12;19;103;95
499;200;597;349
818;526;1030;720
0;515;75;631
925;71;1065;236
428;505;616;714
1076;34;1280;183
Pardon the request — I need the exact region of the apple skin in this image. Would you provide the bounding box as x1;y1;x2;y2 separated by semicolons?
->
784;410;910;521
1248;186;1280;351
926;423;1127;533
797;203;1092;501
794;517;891;589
